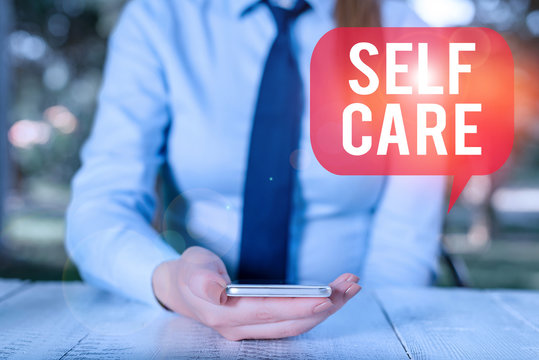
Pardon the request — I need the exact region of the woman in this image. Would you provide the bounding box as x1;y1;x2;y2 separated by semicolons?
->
66;0;444;340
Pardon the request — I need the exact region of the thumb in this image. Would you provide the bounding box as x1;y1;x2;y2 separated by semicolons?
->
188;269;228;306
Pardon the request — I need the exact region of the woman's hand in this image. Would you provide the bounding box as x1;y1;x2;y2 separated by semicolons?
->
152;246;361;341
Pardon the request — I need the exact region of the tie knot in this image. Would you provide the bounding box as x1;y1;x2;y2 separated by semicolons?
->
265;0;311;32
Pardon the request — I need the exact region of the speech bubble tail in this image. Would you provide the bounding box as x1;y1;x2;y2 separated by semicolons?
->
448;174;472;213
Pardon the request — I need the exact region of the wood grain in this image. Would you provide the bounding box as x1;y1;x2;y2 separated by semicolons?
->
61;289;407;359
0;279;27;302
7;280;539;359
0;282;89;360
0;280;407;359
490;290;539;333
376;288;539;360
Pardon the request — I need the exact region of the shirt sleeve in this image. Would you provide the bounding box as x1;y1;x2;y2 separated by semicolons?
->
361;176;446;287
65;0;179;307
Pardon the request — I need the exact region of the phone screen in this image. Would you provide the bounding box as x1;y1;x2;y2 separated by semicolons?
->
225;284;331;298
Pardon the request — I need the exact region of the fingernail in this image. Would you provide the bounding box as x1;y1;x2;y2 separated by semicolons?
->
313;300;333;314
220;289;228;305
344;284;361;299
208;281;225;305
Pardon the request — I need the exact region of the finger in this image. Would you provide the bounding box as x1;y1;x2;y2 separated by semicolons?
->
215;261;232;285
218;296;335;326
218;274;360;325
182;246;229;275
219;316;325;341
188;268;228;305
195;250;232;287
330;273;359;286
326;280;361;315
218;274;362;339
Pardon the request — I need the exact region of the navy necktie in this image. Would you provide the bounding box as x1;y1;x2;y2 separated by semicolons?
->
238;0;311;283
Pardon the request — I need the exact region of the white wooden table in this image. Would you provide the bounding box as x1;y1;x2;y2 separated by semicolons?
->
1;279;539;359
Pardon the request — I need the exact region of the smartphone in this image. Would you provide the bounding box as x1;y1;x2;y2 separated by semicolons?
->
226;284;332;298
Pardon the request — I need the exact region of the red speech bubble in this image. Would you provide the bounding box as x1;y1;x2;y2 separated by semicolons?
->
310;27;513;212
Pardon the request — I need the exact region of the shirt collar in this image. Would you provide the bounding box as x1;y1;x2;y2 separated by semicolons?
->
229;0;334;18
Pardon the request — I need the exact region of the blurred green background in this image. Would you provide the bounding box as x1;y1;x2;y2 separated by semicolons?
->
0;0;538;288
